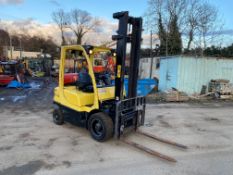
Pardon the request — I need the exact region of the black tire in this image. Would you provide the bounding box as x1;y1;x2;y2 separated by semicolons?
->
88;112;113;142
53;108;64;125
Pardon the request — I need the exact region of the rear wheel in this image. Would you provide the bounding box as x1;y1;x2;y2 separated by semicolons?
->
53;108;64;125
88;112;113;142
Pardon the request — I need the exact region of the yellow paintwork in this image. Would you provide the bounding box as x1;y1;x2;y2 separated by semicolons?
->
117;65;121;78
98;87;115;102
53;45;115;113
0;65;3;73
34;71;45;77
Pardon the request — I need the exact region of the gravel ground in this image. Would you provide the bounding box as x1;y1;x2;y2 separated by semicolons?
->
0;78;233;175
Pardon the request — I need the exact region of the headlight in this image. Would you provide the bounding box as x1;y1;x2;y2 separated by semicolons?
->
89;50;93;54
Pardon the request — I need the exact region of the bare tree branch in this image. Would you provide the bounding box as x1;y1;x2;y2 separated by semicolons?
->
197;2;218;49
146;0;222;55
69;9;101;44
52;9;70;46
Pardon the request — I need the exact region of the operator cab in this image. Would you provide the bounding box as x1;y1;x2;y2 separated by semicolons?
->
84;45;116;87
55;45;116;111
64;47;115;89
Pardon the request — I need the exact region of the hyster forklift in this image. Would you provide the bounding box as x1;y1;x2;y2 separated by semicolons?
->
53;11;187;162
53;11;145;142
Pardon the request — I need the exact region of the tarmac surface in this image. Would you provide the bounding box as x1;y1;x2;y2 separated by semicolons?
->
0;78;233;175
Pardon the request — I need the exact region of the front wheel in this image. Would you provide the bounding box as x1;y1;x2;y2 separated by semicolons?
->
88;112;113;142
53;108;64;125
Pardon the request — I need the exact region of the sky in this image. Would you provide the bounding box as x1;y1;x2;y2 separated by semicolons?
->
0;0;148;23
210;0;233;30
0;0;233;46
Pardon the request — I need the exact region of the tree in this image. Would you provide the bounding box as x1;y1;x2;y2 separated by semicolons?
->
146;0;185;55
0;29;10;45
197;2;218;49
168;15;182;54
182;1;220;51
0;29;10;57
203;44;233;58
0;28;58;59
158;13;167;55
52;9;70;46
146;0;221;55
69;9;101;44
185;0;201;50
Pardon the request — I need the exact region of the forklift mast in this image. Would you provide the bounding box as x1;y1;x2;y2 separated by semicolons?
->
112;11;143;100
113;12;145;138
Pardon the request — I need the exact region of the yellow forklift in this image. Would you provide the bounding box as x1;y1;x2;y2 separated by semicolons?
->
53;11;145;142
53;11;187;162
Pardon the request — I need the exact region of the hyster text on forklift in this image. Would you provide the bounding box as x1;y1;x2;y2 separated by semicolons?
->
53;11;145;142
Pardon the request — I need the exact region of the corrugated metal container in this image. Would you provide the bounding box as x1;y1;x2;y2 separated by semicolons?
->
139;57;160;79
159;56;233;94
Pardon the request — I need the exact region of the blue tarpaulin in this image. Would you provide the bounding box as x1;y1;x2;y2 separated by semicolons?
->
7;81;31;89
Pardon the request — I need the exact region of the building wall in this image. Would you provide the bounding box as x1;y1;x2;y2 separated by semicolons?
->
3;47;41;59
6;50;41;59
159;56;233;94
